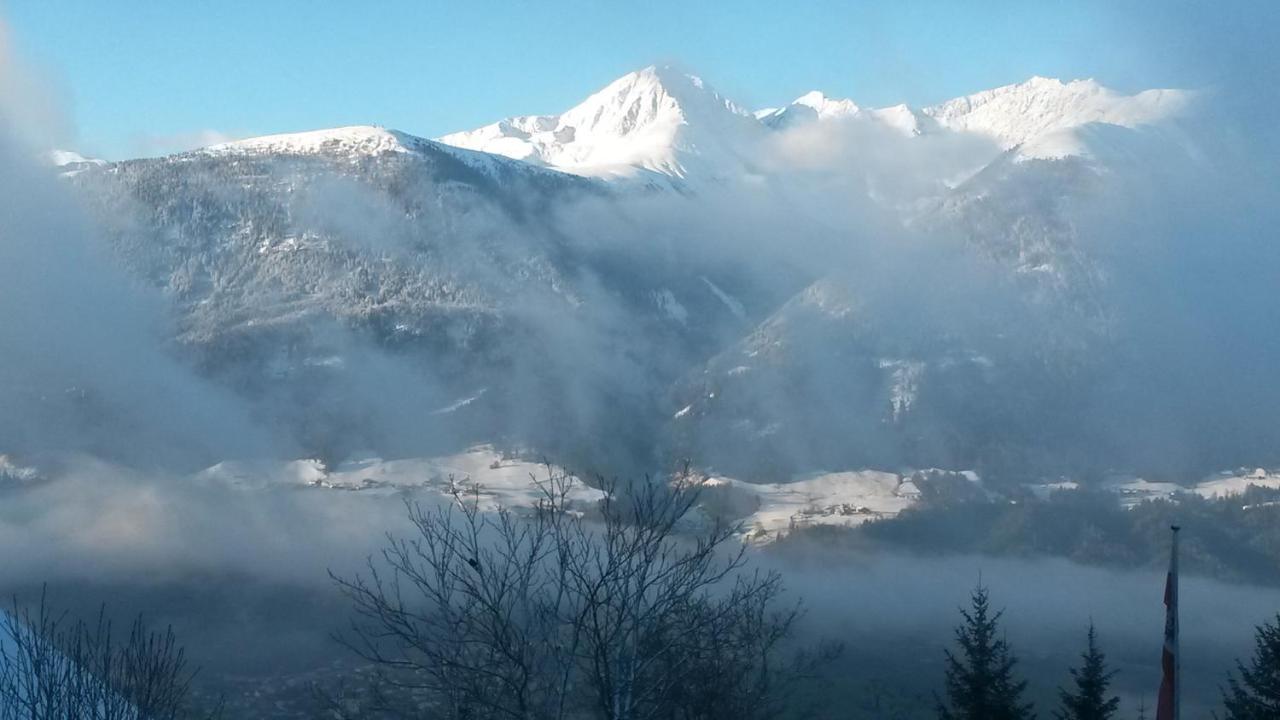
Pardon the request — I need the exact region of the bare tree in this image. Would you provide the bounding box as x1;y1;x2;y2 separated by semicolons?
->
0;590;210;720
334;467;818;720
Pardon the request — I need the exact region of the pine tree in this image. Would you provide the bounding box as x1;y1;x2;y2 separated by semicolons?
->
937;583;1036;720
1221;613;1280;719
1055;623;1119;720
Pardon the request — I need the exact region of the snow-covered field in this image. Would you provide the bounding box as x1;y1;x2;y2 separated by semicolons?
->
697;470;927;541
193;450;1280;544
192;449;957;542
195;446;605;513
1192;468;1280;499
1031;469;1280;508
12;445;1276;557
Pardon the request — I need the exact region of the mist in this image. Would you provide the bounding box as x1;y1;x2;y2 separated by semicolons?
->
1;4;1278;718
0;133;282;469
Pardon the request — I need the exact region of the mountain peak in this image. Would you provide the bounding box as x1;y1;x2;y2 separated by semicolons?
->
792;90;860;118
438;65;757;179
628;63;708;91
755;90;860;130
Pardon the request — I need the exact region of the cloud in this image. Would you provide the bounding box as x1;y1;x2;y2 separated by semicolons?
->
0;18;72;150
0;457;413;584
0;35;279;468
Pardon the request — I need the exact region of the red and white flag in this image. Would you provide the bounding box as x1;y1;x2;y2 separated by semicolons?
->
1156;526;1180;720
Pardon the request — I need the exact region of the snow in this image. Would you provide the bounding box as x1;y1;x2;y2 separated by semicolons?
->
1194;469;1280;499
1015;126;1094;161
0;454;41;485
201;126;430;158
868;104;934;137
196;72;1191;186
793;90;860;119
756;90;860;130
431;388;488;415
878;359;925;421
192;448;964;545
1026;468;1280;507
702;470;920;541
195;124;576;183
700;276;747;319
1106;470;1280;506
1025;480;1081;500
195;458;329;490
195;446;605;513
750;75;1185;152
439;65;762;180
922;77;1192;156
64;69;1191;190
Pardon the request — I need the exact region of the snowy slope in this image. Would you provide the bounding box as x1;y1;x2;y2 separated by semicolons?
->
195;446;606;512
867;103;938;137
198;124;585;180
202;126;428;157
923;76;1191;158
698;470;920;541
438;65;763;180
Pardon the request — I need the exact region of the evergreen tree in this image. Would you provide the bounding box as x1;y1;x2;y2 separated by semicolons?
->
1055;623;1120;720
1221;613;1280;719
937;583;1036;720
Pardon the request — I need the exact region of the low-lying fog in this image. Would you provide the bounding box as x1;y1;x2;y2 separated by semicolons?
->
4;469;1275;716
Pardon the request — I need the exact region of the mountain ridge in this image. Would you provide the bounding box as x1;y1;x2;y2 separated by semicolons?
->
438;69;1192;179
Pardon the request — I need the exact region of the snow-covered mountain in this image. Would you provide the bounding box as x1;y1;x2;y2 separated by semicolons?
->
438;65;763;181
922;76;1191;157
758;93;942;140
44;65;1224;482
202;125;436;158
755;90;861;128
62;122;758;469
440;69;1191;180
197;124;604;184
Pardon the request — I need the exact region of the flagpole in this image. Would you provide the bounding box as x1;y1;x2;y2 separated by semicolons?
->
1156;525;1181;720
1171;525;1180;720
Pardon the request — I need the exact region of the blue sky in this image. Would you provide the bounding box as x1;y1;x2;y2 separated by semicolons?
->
0;0;1251;159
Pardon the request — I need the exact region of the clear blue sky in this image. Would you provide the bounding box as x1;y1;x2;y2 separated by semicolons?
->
0;0;1253;159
